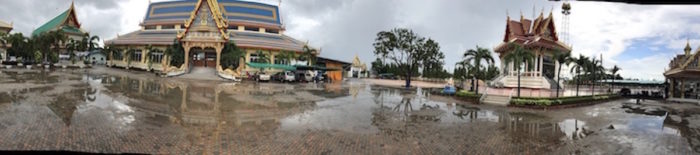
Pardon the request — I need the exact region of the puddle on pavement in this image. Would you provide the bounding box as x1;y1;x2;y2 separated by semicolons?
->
0;70;698;154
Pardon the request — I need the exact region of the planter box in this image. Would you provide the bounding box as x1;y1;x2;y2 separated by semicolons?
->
5;66;11;69
26;65;32;69
44;65;50;69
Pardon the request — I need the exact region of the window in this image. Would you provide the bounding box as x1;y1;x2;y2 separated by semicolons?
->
249;53;267;63
266;29;279;34
228;25;239;30
113;51;124;61
274;56;288;65
162;25;175;29
145;25;156;30
245;27;258;32
150;52;163;63
131;50;142;62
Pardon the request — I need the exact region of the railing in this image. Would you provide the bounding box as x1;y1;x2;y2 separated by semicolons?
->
480;85;490;102
507;88;516;104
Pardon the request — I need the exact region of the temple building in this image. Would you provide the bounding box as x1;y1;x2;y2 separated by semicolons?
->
32;2;89;45
348;55;368;78
104;0;315;80
664;41;700;101
492;11;572;91
0;20;12;63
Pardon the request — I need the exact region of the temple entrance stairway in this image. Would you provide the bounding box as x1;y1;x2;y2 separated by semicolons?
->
481;94;511;106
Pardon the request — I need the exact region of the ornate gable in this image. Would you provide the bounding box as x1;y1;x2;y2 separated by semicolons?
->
178;0;228;41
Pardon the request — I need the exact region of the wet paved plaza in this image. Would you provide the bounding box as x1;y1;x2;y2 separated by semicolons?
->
0;68;699;154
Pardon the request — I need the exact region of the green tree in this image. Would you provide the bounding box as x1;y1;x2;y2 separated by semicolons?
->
146;44;163;70
371;58;385;74
254;50;271;72
125;47;135;68
483;64;500;81
553;51;572;98
221;41;244;69
610;65;621;93
165;39;185;68
41;31;67;64
503;43;535;97
80;33;100;52
569;54;590;96
66;39;79;64
373;28;442;88
462;46;494;94
6;33;30;60
588;57;605;96
301;45;317;66
276;50;295;65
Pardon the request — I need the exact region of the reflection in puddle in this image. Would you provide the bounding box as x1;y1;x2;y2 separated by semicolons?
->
0;70;698;154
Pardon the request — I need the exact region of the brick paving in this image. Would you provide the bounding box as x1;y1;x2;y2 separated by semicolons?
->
0;70;697;154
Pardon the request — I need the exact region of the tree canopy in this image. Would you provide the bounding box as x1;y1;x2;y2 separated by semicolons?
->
373;28;443;88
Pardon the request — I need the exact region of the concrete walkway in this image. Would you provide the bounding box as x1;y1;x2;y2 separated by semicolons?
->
177;67;223;81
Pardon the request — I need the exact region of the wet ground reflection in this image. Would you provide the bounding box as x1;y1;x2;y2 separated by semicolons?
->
0;69;698;154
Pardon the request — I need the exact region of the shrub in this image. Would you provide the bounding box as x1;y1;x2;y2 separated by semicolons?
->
510;94;619;106
456;91;480;98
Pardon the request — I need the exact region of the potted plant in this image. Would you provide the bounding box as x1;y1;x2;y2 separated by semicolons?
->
17;59;23;67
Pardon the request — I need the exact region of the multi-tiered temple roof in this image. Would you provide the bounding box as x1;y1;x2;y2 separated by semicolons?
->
494;11;571;53
32;2;87;36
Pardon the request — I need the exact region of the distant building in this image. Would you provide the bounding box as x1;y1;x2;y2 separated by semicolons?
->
32;2;89;54
105;0;315;79
348;55;368;78
492;11;571;91
664;41;700;101
316;57;351;82
0;20;12;63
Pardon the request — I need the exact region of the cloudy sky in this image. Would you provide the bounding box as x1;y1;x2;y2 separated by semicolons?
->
1;0;699;80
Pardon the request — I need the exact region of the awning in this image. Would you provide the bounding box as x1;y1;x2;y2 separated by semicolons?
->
246;62;296;70
293;65;342;71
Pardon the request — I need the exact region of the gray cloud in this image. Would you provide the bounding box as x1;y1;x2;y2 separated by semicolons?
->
280;0;552;71
0;0;125;43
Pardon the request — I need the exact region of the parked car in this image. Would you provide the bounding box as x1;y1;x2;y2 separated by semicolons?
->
255;72;271;82
273;71;296;82
295;71;314;82
378;73;398;80
620;88;631;96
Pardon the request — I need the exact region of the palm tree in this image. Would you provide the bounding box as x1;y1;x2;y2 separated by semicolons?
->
461;46;494;94
146;45;163;70
456;60;475;91
588;57;605;96
553;51;572;98
165;39;185;68
569;54;590;96
254;50;270;72
503;43;535;97
124;47;134;69
66;39;79;64
610;65;621;93
301;45;317;66
277;50;295;65
81;33;100;51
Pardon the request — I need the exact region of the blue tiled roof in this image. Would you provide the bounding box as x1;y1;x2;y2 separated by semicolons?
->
143;0;281;26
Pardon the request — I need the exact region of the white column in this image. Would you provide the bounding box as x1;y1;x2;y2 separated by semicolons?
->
539;55;543;77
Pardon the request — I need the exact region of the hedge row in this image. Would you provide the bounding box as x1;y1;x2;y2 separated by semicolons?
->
456;91;481;98
511;94;619;106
